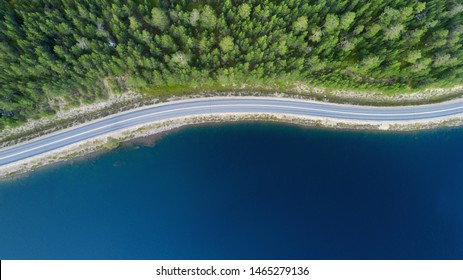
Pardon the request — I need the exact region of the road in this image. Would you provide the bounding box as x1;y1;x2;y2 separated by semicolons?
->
2;97;463;166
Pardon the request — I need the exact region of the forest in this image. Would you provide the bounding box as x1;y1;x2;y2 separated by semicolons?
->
0;0;462;127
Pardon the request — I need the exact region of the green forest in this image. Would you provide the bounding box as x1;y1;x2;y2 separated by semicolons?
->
1;0;462;127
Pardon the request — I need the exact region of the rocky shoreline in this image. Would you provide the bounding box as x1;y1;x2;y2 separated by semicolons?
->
2;85;463;179
3;83;463;148
2;109;463;179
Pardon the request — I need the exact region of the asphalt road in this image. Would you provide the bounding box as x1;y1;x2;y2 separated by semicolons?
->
2;97;463;166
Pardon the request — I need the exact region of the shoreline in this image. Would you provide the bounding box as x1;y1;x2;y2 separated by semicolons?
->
2;108;463;179
2;83;463;179
3;83;463;148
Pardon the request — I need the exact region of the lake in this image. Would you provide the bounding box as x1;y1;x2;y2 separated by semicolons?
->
1;122;462;259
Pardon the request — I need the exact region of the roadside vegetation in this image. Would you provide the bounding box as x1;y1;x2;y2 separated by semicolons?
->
1;0;462;128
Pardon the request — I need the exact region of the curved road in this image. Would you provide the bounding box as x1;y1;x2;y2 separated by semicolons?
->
2;97;463;166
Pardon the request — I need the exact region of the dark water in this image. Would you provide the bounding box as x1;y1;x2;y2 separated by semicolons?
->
1;123;463;260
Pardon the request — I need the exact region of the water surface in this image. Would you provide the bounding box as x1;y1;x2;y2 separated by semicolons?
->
1;123;463;259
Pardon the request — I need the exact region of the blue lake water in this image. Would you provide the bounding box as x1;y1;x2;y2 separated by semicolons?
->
1;122;463;259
